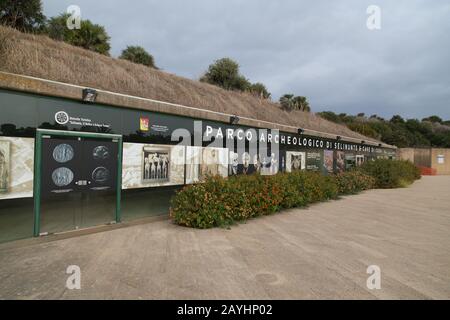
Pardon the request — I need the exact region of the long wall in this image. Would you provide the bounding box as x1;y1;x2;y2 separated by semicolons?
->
0;86;397;243
397;148;415;163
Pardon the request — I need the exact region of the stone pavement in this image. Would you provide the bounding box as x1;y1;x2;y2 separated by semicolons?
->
0;176;449;300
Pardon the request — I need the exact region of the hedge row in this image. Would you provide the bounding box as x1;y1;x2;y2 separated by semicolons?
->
359;159;421;188
171;171;369;229
334;170;376;195
170;159;421;229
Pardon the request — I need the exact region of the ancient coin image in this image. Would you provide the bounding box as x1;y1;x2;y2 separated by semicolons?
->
52;167;74;187
93;146;110;160
92;167;110;183
53;144;74;163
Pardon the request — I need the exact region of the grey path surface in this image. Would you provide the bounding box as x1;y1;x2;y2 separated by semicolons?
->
0;176;449;300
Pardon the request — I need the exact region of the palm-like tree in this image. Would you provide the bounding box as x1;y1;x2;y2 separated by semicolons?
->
279;94;295;110
279;94;311;112
293;96;311;112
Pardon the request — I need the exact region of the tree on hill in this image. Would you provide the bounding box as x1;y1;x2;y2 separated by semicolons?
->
47;13;111;55
249;82;271;99
279;94;311;112
120;46;157;69
422;115;443;124
201;58;251;91
347;123;379;139
317;111;450;148
200;58;271;99
390;115;405;124
317;111;342;123
279;94;295;110
293;96;311;112
369;114;385;121
0;0;46;32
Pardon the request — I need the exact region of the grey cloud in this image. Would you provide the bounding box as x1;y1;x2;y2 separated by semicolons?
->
43;0;450;119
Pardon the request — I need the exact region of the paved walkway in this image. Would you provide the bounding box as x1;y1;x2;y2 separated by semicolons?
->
0;176;449;300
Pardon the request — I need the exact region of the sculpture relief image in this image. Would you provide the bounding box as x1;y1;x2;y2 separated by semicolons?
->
142;146;170;183
0;140;10;193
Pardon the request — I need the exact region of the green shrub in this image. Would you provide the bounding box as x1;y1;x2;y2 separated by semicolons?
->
170;159;420;229
169;176;230;229
335;170;376;195
171;171;340;229
359;159;421;189
277;172;312;208
119;45;157;69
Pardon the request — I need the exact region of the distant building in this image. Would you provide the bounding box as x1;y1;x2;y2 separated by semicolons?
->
398;148;450;175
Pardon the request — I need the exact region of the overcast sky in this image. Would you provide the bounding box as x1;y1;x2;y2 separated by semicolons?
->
42;0;450;120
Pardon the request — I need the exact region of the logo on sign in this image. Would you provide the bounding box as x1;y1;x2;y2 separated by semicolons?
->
55;111;69;125
140;117;149;132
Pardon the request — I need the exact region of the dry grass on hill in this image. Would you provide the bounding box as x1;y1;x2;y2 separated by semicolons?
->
0;26;373;141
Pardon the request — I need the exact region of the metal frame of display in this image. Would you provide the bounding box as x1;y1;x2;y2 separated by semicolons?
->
33;129;123;237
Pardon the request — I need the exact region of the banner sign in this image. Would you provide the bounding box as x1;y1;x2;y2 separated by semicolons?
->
203;124;384;153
